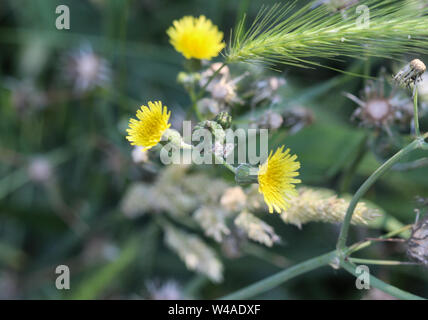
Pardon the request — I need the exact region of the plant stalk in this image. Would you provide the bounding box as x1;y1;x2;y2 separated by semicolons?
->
414;86;420;137
348;258;417;266
220;251;336;300
340;260;424;300
336;139;420;251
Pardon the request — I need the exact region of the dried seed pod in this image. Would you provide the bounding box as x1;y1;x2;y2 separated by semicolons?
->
282;107;315;134
345;73;414;129
394;59;426;87
256;110;284;130
407;214;428;266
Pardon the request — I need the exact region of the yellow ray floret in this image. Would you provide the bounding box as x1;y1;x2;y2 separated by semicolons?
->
126;101;171;150
167;15;225;60
258;146;301;214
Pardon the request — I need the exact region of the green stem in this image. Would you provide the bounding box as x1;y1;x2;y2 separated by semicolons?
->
336;139;420;251
220;222;422;300
189;87;203;121
348;258;417;266
219;251;336;300
414;86;420;137
340;260;424;300
214;153;236;174
182;142;236;174
197;62;227;100
347;224;412;255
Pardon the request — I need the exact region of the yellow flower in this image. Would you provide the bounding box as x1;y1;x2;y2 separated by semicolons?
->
126;101;171;150
258;146;301;213
167;15;225;60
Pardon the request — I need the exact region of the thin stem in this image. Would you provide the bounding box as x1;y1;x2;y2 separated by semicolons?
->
348;258;417;266
347;224;412;255
197;62;227;100
336;139;420;251
219;251;336;300
414;85;420;137
182;142;236;174
340;260;424;300
214;153;236;174
219;222;422;300
189;87;203;121
392;157;428;171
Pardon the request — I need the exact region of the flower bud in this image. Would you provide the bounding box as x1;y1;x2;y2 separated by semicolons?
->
235;163;258;185
161;128;185;149
214;111;232;129
193;120;226;144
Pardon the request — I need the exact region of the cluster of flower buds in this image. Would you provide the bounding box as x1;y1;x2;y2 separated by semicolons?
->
195;63;289;119
196;63;246;117
192;111;234;160
249;77;286;107
250;107;314;134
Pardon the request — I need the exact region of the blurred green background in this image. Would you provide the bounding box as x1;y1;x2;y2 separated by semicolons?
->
0;0;427;299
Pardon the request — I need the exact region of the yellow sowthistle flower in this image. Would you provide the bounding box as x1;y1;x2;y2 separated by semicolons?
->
126;101;171;150
258;146;301;213
167;15;225;60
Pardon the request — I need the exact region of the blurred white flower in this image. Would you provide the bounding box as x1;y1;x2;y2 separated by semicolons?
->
131;146;149;164
62;44;112;95
28;157;53;183
146;280;186;300
5;78;46;114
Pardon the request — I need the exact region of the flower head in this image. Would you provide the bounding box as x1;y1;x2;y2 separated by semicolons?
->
167;15;225;60
258;146;301;213
126;101;171;150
